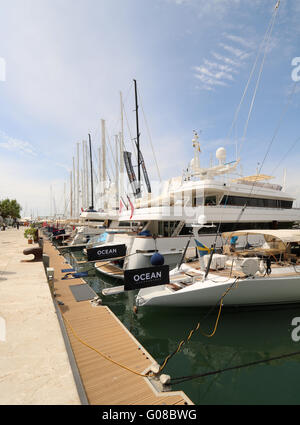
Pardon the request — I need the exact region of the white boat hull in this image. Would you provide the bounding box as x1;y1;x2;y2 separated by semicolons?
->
136;273;300;307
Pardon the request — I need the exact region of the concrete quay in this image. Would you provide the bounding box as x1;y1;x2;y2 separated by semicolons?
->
0;228;80;405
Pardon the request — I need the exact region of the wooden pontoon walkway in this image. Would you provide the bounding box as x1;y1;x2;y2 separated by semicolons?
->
43;239;193;405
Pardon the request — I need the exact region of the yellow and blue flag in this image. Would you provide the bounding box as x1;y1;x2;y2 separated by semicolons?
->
194;239;211;257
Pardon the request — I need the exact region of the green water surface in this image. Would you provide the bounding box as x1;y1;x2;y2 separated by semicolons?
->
64;248;300;405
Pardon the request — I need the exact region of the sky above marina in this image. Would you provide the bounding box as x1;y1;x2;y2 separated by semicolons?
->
0;0;299;217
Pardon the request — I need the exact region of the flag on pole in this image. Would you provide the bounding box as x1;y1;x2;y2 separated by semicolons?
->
194;239;211;257
119;199;124;214
127;196;134;219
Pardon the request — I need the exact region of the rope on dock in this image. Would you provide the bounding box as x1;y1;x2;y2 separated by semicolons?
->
62;314;152;378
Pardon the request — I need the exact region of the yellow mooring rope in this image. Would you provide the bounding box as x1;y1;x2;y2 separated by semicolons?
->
61;278;240;379
157;278;240;375
62;314;151;378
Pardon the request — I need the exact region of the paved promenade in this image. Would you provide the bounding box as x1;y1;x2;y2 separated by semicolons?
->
0;228;80;405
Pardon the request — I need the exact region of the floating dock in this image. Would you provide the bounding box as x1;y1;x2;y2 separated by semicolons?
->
43;238;193;405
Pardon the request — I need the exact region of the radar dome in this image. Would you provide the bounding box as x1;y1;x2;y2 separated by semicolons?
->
197;215;207;225
216;147;226;164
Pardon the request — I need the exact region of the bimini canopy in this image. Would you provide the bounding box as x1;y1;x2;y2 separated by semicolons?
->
223;229;300;245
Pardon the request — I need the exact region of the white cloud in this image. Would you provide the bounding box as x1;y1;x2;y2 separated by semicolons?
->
194;72;229;91
203;60;239;75
0;131;37;157
194;40;253;91
219;43;250;61
224;33;256;50
211;52;241;68
194;65;234;81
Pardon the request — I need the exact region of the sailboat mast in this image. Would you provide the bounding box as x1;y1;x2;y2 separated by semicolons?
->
115;134;119;205
134;79;141;197
119;91;124;200
72;156;76;217
88;134;94;210
82;141;86;209
76;142;80;216
101;119;107;210
70;170;73;218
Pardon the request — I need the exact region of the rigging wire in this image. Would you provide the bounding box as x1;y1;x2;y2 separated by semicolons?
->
170;349;300;386
123;104;139;163
237;1;280;159
224;80;298;240
256;81;298;177
137;88;162;183
157;0;288;381
228;1;279;149
270;133;300;177
198;1;282;247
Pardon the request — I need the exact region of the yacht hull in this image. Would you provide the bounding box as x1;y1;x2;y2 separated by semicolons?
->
136;274;300;307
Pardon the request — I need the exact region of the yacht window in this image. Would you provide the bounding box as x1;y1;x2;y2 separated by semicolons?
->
179;225;193;236
220;196;292;209
195;196;204;207
205;196;217;206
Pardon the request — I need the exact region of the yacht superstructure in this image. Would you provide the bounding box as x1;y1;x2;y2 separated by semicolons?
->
118;133;299;249
92;133;299;278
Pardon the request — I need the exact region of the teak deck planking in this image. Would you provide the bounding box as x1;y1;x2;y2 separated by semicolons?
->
43;239;193;405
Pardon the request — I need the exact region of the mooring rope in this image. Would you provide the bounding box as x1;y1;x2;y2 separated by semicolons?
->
62;313;151;378
170;350;300;386
155;278;241;375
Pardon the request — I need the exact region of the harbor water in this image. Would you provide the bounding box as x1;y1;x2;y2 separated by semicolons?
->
65;248;300;405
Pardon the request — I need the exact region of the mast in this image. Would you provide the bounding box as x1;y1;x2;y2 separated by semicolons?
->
72;156;76;217
81;168;84;211
84;140;89;209
115;134;119;206
64;182;67;218
134;79;141;198
76;142;80;216
98;146;101;209
70;170;73;218
283;168;287;192
50;184;52;217
88;134;94;210
82;141;86;210
119;91;124;201
101;119;106;209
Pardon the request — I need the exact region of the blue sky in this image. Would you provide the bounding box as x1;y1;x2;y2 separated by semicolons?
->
0;0;299;216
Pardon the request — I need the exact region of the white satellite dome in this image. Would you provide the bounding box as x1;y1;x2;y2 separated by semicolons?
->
216;147;226;164
197;215;208;225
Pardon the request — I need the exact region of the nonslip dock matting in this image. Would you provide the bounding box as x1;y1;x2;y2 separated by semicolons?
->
69;284;97;302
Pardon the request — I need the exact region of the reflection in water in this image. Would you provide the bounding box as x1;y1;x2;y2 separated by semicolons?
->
65;248;300;405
